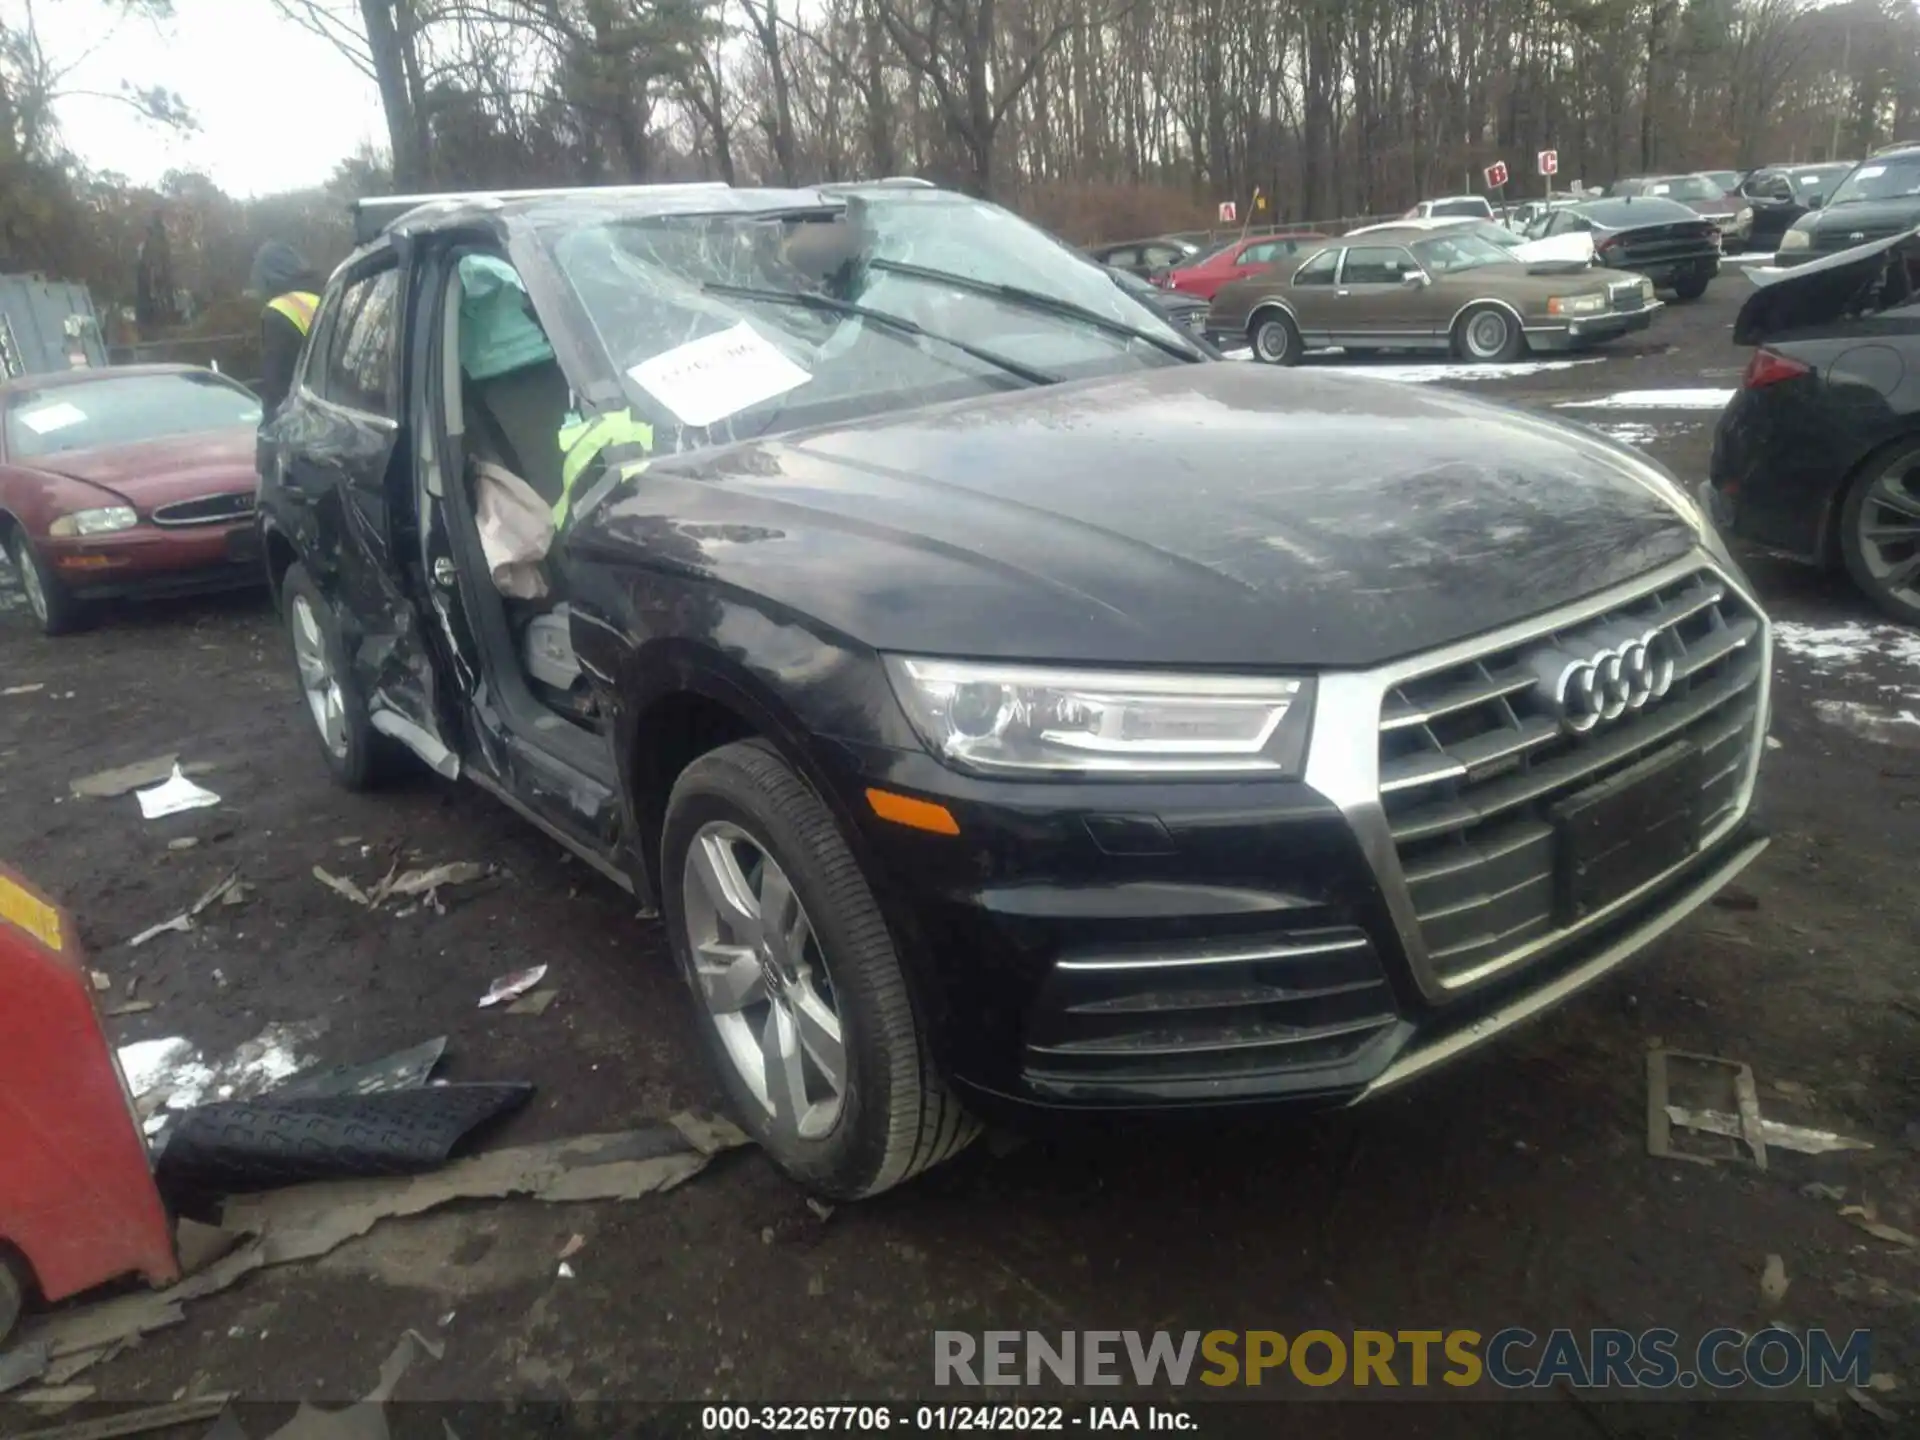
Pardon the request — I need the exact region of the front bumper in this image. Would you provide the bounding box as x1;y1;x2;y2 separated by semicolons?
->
839;555;1772;1118
46;522;264;601
1525;304;1660;350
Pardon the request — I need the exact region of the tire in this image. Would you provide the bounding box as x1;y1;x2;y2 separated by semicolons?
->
1672;272;1711;302
281;562;397;790
1454;304;1526;363
661;739;978;1199
1838;437;1920;627
1248;309;1302;366
6;529;91;636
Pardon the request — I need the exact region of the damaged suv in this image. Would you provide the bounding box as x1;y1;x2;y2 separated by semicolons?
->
257;183;1773;1198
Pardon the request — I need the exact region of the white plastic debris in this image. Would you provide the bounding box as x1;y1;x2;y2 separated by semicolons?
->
135;765;221;820
479;964;549;1008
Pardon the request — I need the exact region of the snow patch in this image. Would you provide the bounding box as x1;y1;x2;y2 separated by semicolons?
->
1772;620;1920;672
117;1021;324;1120
1559;388;1737;410
1590;421;1666;447
1813;699;1920;746
1219;350;1604;383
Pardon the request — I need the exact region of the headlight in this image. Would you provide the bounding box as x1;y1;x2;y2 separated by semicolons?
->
48;506;137;537
1639;277;1656;300
1779;228;1811;252
884;657;1314;777
1548;293;1609;316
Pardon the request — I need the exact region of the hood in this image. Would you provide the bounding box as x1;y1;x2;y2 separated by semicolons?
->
574;366;1706;669
1734;225;1920;343
30;427;258;513
1798;197;1920;241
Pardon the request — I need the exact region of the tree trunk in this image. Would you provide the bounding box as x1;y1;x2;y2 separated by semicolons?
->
359;0;426;188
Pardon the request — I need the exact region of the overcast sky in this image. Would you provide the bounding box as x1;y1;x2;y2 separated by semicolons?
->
18;0;383;197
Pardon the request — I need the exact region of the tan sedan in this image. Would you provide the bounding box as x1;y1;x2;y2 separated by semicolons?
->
1206;225;1661;364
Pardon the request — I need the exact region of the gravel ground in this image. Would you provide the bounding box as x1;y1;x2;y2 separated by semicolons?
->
2;263;1917;1435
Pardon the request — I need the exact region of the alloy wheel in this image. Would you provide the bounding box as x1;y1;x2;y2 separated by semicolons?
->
13;542;47;624
682;820;846;1143
1855;454;1920;608
290;594;349;759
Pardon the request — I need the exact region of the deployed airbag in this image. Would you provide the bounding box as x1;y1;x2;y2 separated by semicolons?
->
459;255;556;381
474;459;554;598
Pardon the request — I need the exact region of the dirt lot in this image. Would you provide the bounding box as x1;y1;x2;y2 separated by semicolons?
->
3;265;1919;1434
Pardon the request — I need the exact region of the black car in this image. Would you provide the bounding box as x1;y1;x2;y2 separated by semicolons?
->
1525;197;1722;299
1105;263;1212;339
1736;163;1857;255
1708;227;1920;624
1603;175;1749;250
1774;146;1920;266
258;182;1773;1199
1086;236;1210;280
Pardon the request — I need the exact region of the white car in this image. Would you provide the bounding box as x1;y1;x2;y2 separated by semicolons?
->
1347;215;1594;266
1401;196;1496;221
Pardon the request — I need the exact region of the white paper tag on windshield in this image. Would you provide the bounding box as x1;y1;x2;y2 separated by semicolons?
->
628;322;811;428
16;401;86;434
1855;165;1886;180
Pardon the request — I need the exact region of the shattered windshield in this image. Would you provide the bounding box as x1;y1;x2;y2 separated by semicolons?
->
545;192;1197;447
1828;155;1920;207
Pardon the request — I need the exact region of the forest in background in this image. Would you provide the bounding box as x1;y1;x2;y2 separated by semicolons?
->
2;0;1917;349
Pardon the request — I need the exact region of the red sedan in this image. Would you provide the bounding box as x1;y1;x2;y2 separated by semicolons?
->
0;365;265;635
1162;231;1328;301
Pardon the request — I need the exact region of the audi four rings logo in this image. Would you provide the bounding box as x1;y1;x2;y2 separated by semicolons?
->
1528;625;1677;734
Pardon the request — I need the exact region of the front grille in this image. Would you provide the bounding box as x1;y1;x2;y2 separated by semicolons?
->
1024;925;1398;1089
1607;280;1647;311
151;492;255;527
1812;221;1910;252
1376;570;1764;989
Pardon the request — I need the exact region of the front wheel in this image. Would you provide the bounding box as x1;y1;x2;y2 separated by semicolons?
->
1672;272;1711;302
662;739;978;1198
7;530;90;636
1455;305;1526;363
1838;439;1920;626
1248;310;1302;366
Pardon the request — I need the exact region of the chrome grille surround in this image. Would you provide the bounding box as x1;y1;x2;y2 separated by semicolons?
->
151;492;255;527
1606;280;1647;311
1302;553;1771;1004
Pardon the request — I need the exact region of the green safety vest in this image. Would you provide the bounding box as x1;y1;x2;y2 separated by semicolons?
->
554;408;654;528
266;291;320;334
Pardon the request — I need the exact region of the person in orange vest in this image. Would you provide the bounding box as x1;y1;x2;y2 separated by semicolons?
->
248;242;323;415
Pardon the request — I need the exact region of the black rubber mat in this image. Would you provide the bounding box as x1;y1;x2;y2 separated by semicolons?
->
154;1083;534;1199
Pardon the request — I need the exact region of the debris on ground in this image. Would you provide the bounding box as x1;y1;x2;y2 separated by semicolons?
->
2;682;44;696
557;1262;576;1279
1847;1385;1900;1423
166;837;199;851
118;1022;325;1129
156;1083;534;1198
1761;1253;1790;1302
479;964;549;1009
273;1037;448;1100
806;1198;835;1223
1711;888;1760;912
134;765;222;819
12;1114;744;1385
1840;1204;1920;1249
504;988;556;1016
126;868;244;948
69;754;212;800
558;1234;586;1260
89;969;110;991
314;859;494;914
0;1339;50;1394
1801;1181;1848;1202
211;1329;436;1440
1647;1049;1873;1166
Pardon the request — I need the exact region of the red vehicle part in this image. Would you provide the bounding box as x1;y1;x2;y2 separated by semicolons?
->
1164;232;1328;301
0;865;178;1343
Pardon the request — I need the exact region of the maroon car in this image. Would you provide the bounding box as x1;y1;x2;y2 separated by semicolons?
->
0;365;265;634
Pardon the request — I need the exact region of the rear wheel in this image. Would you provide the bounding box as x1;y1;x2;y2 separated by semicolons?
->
1839;438;1920;626
6;529;90;636
662;739;978;1198
281;562;397;790
1455;305;1525;363
1248;310;1301;366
